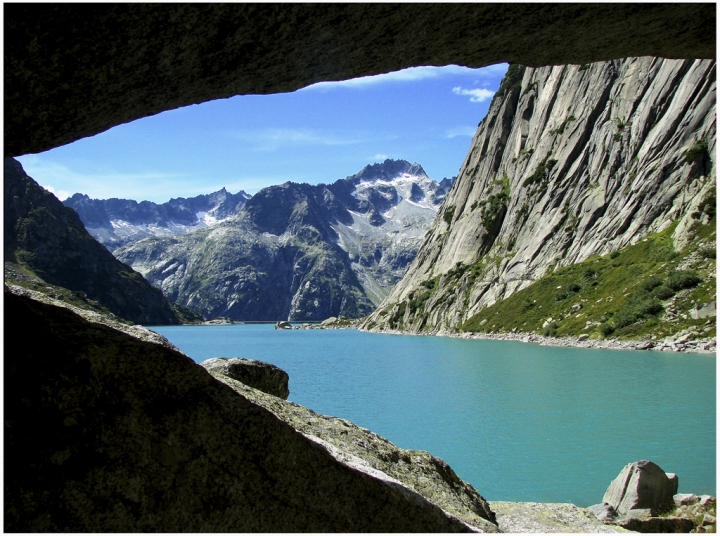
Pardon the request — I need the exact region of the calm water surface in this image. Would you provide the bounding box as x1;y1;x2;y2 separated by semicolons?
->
151;324;716;506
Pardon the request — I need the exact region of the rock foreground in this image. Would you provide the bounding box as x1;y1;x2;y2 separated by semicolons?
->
490;502;629;533
4;284;486;532
5;284;715;533
207;369;499;532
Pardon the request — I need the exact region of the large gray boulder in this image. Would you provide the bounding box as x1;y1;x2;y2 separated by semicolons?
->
602;460;679;515
201;357;290;399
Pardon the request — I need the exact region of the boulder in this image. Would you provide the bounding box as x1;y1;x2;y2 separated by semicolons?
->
674;493;700;507
690;301;717;320
320;316;338;326
602;460;678;515
201;357;290;399
577;334;589;342
588;502;619;522
275;321;292;330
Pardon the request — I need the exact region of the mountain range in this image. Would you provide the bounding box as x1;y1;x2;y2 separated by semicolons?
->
69;160;454;321
64;187;251;250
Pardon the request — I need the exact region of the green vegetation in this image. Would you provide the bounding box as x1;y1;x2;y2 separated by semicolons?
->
613;117;631;141
495;64;525;99
550;115;576;135
578;64;590;71
683;137;709;165
443;205;456;225
478;174;511;230
522;80;538;96
462;219;716;340
522;153;558;188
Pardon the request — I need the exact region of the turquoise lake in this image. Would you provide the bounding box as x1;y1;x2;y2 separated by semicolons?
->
150;324;716;506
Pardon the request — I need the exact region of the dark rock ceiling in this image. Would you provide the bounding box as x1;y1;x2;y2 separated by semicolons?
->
5;3;716;157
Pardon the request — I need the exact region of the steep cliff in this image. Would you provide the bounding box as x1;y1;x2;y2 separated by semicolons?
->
4;158;197;325
64;188;250;250
115;160;450;320
363;57;716;334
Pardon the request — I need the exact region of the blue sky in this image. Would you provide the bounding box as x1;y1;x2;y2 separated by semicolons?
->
17;63;508;203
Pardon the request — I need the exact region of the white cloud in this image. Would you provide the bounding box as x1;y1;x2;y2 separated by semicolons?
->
452;87;495;103
371;153;389;161
42;185;71;201
229;128;366;151
302;63;509;90
444;126;477;139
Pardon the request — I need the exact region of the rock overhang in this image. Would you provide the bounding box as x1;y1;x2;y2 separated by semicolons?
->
5;4;715;158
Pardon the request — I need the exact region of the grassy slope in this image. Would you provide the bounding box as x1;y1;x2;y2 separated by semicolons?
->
461;217;716;341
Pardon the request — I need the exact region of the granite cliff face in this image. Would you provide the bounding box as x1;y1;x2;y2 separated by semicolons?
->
4;158;195;325
114;160;450;320
363;57;716;333
64;188;250;250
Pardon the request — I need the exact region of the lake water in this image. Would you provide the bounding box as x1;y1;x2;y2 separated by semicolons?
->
151;324;716;506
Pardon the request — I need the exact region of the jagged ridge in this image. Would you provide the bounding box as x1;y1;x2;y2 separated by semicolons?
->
64;187;251;250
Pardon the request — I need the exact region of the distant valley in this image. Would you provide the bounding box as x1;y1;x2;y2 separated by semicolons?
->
66;160;454;321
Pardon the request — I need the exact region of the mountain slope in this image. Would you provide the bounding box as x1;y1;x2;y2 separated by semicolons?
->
362;57;716;335
64;187;250;250
115;160;451;320
4;158;197;325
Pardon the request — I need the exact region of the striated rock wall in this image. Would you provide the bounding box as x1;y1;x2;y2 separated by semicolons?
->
363;57;716;333
4;285;486;532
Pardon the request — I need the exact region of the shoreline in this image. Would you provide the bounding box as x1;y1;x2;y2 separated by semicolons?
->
361;327;717;354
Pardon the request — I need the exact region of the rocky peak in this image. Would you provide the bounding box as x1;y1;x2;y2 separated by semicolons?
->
113;159;450;321
4;158;191;325
348;159;429;184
